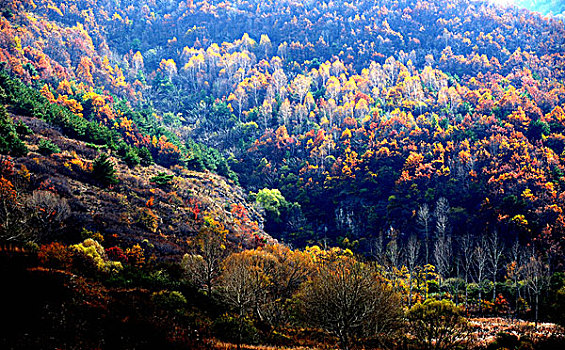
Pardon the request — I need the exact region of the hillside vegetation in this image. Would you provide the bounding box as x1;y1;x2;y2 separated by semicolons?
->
2;0;565;349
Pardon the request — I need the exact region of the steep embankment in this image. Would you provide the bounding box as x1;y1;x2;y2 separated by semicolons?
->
3;110;270;258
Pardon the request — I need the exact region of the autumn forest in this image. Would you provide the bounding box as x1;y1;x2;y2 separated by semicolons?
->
1;0;565;349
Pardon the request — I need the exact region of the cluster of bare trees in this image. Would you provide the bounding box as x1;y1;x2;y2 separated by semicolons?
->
0;185;70;243
370;198;553;323
297;257;402;350
183;225;403;349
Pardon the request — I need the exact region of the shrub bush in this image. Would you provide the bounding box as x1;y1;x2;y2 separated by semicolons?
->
125;243;145;267
70;238;123;274
122;147;140;167
38;242;73;270
150;172;174;187
37;139;61;155
138;147;153;166
15;120;33;136
151;290;187;313
407;299;470;350
92;153;118;186
0;104;27;156
80;228;104;242
137;207;159;233
106;246;128;264
212;314;258;345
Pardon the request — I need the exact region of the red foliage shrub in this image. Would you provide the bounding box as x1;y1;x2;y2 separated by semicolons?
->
0;156;14;178
106;246;128;264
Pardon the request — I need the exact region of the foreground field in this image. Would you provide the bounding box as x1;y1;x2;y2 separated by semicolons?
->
210;318;565;349
469;317;565;348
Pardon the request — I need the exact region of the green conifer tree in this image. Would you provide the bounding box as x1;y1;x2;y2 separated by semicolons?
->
92;153;118;186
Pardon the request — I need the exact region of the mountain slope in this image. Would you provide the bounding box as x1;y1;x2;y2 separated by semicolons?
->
0;70;270;255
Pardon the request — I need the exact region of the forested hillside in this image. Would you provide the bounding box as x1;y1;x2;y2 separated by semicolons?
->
2;0;565;349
